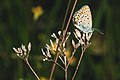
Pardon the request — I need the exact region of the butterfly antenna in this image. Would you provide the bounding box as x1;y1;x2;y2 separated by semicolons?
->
93;28;104;34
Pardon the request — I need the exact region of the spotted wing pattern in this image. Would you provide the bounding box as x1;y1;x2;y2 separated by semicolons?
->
73;5;92;33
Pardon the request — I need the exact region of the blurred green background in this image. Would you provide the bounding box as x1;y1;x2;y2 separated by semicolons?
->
0;0;120;80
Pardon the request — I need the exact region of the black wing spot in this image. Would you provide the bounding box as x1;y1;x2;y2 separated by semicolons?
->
81;15;84;19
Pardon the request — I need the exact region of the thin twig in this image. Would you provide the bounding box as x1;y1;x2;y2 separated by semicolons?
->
25;59;40;80
64;56;67;80
65;68;67;80
48;59;65;70
71;46;88;80
61;0;71;31
62;0;78;43
49;51;59;80
59;56;65;64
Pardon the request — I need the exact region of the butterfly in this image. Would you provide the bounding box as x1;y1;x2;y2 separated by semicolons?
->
73;5;94;46
73;5;93;34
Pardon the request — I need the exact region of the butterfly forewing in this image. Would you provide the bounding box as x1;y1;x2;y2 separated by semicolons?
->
73;5;92;30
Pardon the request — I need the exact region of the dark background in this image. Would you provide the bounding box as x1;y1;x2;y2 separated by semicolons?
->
0;0;120;80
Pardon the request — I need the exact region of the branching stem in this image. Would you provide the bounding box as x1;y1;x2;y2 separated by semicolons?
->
48;59;65;70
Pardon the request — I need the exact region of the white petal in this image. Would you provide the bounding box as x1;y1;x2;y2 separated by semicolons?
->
41;49;47;57
72;39;75;48
45;44;50;49
43;59;46;61
79;39;84;45
58;47;61;52
28;42;31;51
67;32;71;35
17;53;21;57
50;40;54;48
51;33;57;38
13;47;19;53
56;39;59;45
75;29;81;38
47;49;51;58
63;42;65;48
75;43;80;48
58;31;61;35
73;32;79;40
21;44;26;52
18;48;22;53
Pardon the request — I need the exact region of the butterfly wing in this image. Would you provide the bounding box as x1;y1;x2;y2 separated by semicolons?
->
72;5;92;32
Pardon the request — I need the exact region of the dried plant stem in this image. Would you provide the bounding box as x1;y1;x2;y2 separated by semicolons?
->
65;68;67;80
64;56;67;80
59;56;65;64
25;59;40;80
62;0;78;42
50;52;59;80
71;47;87;80
48;59;65;70
61;0;71;31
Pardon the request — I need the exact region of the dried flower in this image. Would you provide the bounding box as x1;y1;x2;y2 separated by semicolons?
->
41;48;52;61
72;39;75;48
73;29;92;47
42;31;71;62
13;43;31;60
28;43;31;52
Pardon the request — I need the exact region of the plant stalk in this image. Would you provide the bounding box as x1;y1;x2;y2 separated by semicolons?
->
26;59;40;80
71;47;86;80
64;56;67;80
